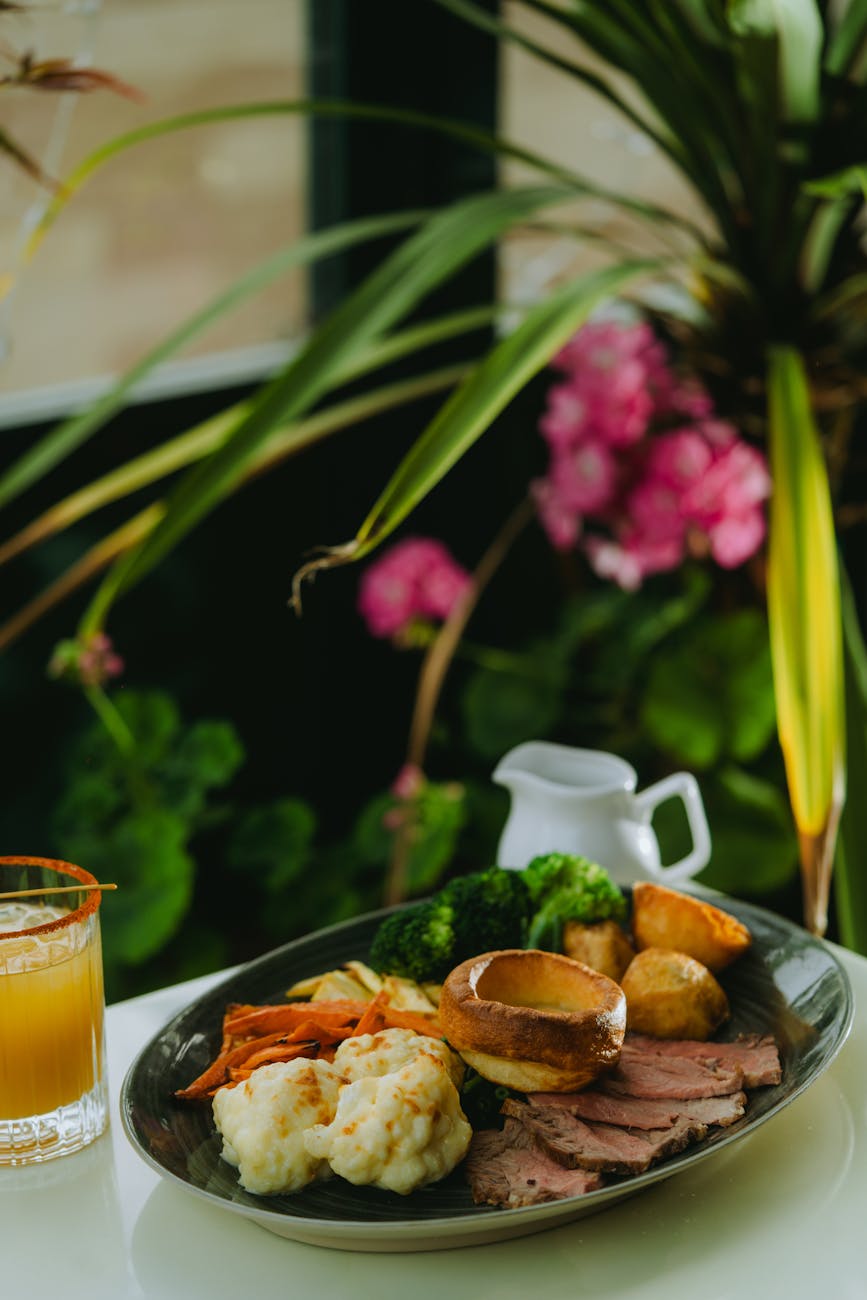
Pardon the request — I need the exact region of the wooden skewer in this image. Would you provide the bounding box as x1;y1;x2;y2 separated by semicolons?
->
0;883;118;901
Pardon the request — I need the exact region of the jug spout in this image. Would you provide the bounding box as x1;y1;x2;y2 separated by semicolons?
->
493;741;636;800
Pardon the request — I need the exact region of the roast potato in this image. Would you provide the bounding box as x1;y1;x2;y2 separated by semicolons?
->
562;919;635;982
631;882;751;972
620;946;730;1040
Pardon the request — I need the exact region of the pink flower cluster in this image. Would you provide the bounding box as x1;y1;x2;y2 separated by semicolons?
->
49;632;124;688
358;537;472;640
533;320;771;590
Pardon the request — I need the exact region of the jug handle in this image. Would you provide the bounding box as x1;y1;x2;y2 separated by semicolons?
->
635;772;711;882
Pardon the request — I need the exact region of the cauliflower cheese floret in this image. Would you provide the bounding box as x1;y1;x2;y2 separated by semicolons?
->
212;1057;343;1195
334;1026;464;1088
304;1051;472;1195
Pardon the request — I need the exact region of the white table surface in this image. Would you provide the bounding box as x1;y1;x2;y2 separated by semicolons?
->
3;941;865;1299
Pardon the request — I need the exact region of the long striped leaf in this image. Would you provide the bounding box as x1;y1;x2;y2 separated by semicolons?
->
290;258;657;600
518;0;747;223
76;186;576;632
431;0;688;172
0;211;426;511
0;306;496;568
0;364;470;650
766;346;845;934
28;99;702;260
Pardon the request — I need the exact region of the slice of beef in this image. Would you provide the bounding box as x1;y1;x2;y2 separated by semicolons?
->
625;1033;782;1088
465;1122;604;1208
501;1098;708;1175
603;1048;744;1099
528;1088;747;1131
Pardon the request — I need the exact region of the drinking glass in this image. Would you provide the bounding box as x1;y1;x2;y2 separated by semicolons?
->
0;856;108;1165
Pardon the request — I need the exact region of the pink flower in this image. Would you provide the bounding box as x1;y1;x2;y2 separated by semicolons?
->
625;478;688;545
705;509;767;568
644;428;713;489
535;318;771;588
530;477;582;551
553;320;666;378
391;763;424;800
48;632;124;688
358;537;472;639
585;529;687;591
547;322;661;449
538;381;591;450
584;537;644;591
549;440;619;514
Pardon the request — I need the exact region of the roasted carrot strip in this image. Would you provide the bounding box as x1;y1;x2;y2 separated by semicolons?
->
351;991;390;1037
222;999;370;1038
358;1008;443;1039
239;1040;318;1071
175;1030;298;1099
178;990;442;1100
378;1006;443;1038
278;1019;358;1047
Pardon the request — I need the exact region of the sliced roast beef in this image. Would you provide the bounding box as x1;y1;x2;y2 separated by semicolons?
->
625;1033;782;1088
501;1099;708;1175
465;1122;604;1208
604;1048;744;1099
528;1088;747;1131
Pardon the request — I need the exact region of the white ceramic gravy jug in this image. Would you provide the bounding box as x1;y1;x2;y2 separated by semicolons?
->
493;741;711;885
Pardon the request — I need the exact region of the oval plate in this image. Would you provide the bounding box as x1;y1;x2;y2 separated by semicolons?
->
121;890;853;1252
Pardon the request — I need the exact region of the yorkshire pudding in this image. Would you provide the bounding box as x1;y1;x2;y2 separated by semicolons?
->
439;949;626;1093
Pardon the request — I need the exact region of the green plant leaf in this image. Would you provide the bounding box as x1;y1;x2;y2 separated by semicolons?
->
518;0;744;224
640;609;776;769
228;799;317;893
589;569;713;694
432;0;686;171
834;565;867;953
825;0;867;76
803;164;867;198
353;781;467;895
766;347;845;837
66;808;195;969
800;196;857;293
80;185;577;634
727;0;823;123
462;656;567;759
30;98;701;257
155;721;245;821
351;259;657;559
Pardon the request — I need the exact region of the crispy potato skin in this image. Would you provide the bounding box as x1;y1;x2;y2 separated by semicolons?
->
631;882;751;972
620;947;730;1040
562;919;635;982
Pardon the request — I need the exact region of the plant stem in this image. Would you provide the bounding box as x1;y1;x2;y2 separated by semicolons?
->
84;685;135;758
384;496;535;904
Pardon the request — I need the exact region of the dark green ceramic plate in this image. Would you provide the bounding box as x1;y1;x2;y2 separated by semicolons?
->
121;889;853;1252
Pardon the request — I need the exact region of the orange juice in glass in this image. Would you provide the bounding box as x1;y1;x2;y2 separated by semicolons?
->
0;856;108;1164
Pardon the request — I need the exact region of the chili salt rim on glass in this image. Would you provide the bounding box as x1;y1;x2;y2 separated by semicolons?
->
0;856;102;938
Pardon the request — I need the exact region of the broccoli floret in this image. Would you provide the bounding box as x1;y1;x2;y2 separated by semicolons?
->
522;853;626;951
368;866;530;983
368;895;457;983
445;866;529;959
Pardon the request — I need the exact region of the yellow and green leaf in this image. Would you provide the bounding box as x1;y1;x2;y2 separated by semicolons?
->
766;346;845;934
